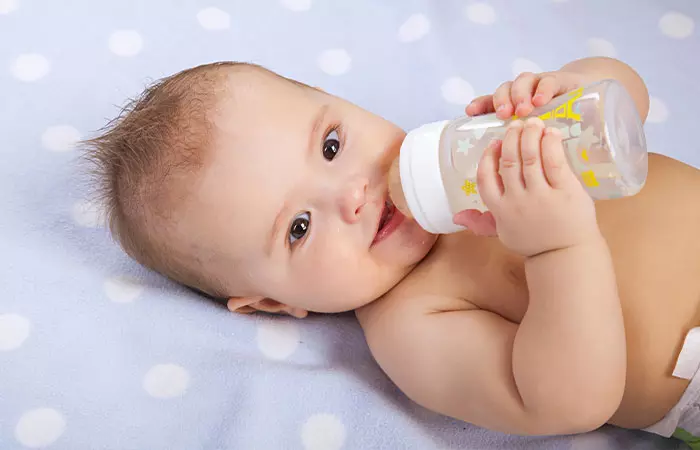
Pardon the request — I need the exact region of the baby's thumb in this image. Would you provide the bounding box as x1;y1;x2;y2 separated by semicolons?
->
453;210;498;237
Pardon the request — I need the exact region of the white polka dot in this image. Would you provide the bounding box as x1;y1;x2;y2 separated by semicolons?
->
659;11;694;39
257;318;300;360
586;38;617;57
317;49;351;76
647;96;669;123
511;58;542;77
0;314;30;351
143;364;190;399
108;30;143;57
72;199;104;228
10;54;50;82
280;0;311;12
0;0;18;14
398;13;431;43
15;408;66;448
465;2;496;25
196;7;230;30
104;276;144;303
441;77;475;105
41;125;81;152
301;414;346;450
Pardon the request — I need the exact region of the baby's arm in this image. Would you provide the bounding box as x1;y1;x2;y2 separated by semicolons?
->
362;120;625;435
489;112;626;431
560;57;650;123
514;229;624;430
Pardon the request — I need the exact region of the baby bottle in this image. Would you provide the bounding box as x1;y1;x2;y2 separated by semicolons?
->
388;79;648;234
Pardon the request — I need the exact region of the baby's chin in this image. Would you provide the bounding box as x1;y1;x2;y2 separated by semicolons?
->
405;219;439;261
372;214;437;267
310;258;430;313
355;224;438;309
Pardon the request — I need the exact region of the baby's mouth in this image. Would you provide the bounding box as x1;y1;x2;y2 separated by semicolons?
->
378;200;395;232
372;198;402;245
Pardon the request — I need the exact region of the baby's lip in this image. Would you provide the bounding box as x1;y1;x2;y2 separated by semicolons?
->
371;195;399;246
371;195;388;246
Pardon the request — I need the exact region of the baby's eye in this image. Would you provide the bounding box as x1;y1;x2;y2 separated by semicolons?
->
289;212;310;245
322;129;341;161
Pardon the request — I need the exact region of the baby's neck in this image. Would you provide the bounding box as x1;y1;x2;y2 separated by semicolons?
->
376;232;524;307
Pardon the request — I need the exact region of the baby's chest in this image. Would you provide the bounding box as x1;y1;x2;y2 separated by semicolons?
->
596;154;700;308
600;211;700;330
411;220;700;327
596;177;700;313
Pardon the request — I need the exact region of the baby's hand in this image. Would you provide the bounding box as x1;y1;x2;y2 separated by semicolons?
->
466;70;593;120
477;118;599;257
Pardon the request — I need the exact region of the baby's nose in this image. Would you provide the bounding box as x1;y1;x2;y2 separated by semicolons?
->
339;177;369;224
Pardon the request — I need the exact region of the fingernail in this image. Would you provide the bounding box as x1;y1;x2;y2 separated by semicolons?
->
533;93;543;101
497;104;506;111
545;127;561;136
517;101;529;112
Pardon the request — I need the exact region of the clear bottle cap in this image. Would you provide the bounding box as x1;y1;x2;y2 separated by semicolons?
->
399;120;464;234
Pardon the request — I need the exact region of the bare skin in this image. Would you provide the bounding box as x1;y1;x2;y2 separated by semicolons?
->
356;61;700;434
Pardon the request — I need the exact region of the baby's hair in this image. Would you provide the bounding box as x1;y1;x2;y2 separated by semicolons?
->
83;61;263;298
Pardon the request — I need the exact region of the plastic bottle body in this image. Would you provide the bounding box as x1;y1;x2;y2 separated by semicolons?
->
397;79;649;234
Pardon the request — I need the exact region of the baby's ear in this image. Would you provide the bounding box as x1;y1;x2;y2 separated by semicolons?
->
227;296;308;319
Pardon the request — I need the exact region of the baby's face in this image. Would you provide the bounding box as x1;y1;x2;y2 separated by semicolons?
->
187;71;436;312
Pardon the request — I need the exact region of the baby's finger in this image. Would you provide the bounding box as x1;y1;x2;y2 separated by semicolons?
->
532;73;559;107
499;121;526;193
452;210;497;236
493;81;514;119
520;118;547;190
466;95;496;116
511;72;538;117
477;139;504;207
541;127;577;189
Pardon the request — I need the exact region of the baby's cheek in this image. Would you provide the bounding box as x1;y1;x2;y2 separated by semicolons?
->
295;235;381;308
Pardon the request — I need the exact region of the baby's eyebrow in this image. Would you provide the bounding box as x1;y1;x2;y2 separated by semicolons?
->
266;199;288;258
307;104;329;160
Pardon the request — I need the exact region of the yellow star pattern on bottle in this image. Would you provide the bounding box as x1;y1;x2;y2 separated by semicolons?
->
461;179;478;196
581;148;589;162
581;170;600;187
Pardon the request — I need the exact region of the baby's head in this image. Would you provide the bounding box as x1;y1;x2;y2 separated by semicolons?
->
86;62;436;316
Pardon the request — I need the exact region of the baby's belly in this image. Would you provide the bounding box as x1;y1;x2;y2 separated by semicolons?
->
597;154;700;428
609;255;700;428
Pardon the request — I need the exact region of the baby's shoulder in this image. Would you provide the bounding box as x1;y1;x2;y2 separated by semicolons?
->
356;282;478;337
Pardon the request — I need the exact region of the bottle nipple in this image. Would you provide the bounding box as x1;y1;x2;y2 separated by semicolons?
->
388;156;412;219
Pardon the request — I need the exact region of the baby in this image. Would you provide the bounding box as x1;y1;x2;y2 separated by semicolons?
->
84;57;700;444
